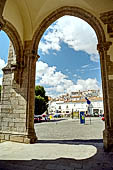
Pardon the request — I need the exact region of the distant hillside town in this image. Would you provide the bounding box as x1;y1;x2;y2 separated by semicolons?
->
48;89;103;117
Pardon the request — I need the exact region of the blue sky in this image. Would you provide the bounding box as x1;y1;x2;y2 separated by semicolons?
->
0;16;102;97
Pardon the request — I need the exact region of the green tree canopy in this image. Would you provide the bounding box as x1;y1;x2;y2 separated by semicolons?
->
35;85;45;97
35;85;48;115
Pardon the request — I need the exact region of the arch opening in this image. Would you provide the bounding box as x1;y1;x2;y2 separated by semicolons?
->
34;14;105;147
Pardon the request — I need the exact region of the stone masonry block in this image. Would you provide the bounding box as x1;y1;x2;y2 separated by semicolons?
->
14;105;26;110
2;118;13;122
16;127;26;133
20;114;26;118
0;133;5;140
4;134;10;140
14;110;25;114
9;122;15;127
1;108;12;113
2;80;12;86
18;100;26;106
3;93;11;98
13;118;26;123
1;121;9;126
2;126;10;131
13;114;20;118
2;101;11;105
10;135;24;143
24;137;31;144
14;122;26;127
1;105;12;109
3;74;12;79
10;99;19;105
2;113;15;118
4;85;12;90
10;92;16;97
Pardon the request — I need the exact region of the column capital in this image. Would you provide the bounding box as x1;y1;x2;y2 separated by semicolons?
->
97;41;112;53
100;11;113;38
100;11;113;24
24;41;39;60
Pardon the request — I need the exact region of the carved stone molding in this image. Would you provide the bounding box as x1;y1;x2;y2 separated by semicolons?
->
100;11;113;38
0;16;6;30
100;11;113;24
24;41;39;67
97;41;112;53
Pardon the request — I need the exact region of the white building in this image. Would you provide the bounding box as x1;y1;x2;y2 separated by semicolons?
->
48;97;104;116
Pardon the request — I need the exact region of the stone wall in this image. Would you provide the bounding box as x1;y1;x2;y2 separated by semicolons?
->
0;42;37;143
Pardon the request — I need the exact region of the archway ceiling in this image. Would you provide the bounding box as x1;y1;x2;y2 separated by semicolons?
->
2;0;113;43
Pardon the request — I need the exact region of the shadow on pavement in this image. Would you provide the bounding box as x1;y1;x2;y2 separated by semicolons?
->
36;139;103;145
0;145;113;170
0;139;113;170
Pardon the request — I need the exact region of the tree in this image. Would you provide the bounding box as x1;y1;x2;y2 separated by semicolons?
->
35;85;48;115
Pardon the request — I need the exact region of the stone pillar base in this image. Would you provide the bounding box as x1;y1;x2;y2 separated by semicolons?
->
0;132;37;144
103;129;113;152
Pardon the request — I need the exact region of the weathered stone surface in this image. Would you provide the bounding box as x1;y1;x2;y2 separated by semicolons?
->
10;135;24;143
0;0;6;16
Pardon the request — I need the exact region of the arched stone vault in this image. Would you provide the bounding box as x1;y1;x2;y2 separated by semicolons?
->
0;1;113;151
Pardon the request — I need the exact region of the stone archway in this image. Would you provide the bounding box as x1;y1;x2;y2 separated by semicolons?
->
0;5;113;151
32;6;112;150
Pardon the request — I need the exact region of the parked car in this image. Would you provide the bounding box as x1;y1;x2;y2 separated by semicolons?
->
41;114;50;121
43;116;50;122
34;115;42;123
93;113;99;117
54;114;62;118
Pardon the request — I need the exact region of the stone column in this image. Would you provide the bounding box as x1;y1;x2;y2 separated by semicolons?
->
99;10;113;151
23;41;39;143
97;41;113;151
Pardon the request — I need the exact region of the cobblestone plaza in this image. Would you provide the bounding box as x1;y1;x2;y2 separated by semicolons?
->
35;117;105;140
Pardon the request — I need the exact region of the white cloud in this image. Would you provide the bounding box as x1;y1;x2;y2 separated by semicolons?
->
81;64;89;68
36;61;100;97
73;74;77;77
89;67;100;71
90;54;99;62
39;16;99;62
66;78;99;94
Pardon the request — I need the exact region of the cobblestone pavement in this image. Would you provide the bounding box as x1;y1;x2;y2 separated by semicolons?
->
0;117;113;170
35;117;105;140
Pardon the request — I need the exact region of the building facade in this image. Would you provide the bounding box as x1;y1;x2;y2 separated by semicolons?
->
48;96;103;116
